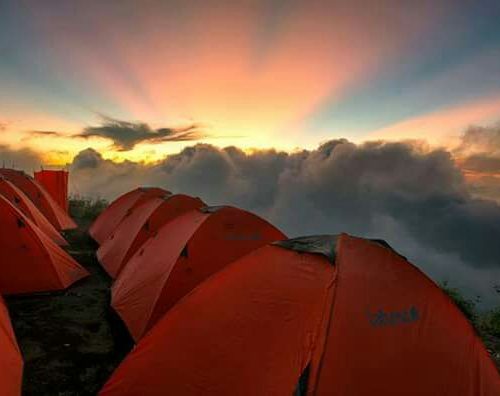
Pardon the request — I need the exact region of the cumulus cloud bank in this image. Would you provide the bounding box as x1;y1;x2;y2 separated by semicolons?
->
77;117;206;151
0;145;43;170
455;123;500;203
69;139;500;303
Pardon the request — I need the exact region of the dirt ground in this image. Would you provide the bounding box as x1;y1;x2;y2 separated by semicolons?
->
5;222;133;396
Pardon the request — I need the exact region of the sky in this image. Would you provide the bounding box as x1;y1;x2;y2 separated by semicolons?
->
1;1;500;302
1;0;500;163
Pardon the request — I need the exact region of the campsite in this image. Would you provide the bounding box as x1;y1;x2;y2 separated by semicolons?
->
0;168;498;395
2;2;500;394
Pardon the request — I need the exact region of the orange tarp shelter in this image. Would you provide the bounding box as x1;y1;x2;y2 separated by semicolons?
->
0;177;67;246
0;195;89;295
102;234;500;396
112;206;286;341
34;170;69;213
89;187;170;244
0;169;76;230
97;194;205;278
0;295;23;396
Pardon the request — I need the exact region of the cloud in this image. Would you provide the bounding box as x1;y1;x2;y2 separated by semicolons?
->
28;130;64;138
454;123;500;203
69;139;500;304
76;117;206;151
0;144;43;170
455;123;500;156
462;155;500;174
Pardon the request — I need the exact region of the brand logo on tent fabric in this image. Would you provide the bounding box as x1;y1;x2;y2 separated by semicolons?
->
367;306;420;327
225;233;262;241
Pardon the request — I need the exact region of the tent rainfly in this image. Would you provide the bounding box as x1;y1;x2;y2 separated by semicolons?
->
111;206;287;341
97;194;205;278
102;234;500;396
89;187;170;244
0;177;68;246
0;169;76;230
0;295;23;396
0;195;89;295
34;170;70;214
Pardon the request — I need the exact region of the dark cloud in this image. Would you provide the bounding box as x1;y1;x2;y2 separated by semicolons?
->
455;123;500;156
69;139;500;306
462;154;500;174
28;130;64;138
76;117;206;151
0;144;42;170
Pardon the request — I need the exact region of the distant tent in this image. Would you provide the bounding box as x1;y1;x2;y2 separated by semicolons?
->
89;187;170;244
97;194;205;278
0;169;76;230
111;206;286;341
34;169;69;213
101;234;500;396
0;195;89;294
0;295;23;396
0;177;68;246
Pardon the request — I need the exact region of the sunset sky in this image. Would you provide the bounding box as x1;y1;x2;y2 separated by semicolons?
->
1;0;500;164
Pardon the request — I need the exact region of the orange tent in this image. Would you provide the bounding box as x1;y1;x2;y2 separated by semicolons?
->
0;177;68;246
111;206;286;341
97;194;205;278
89;187;170;244
102;234;500;396
0;295;23;396
0;169;76;230
0;195;89;295
34;170;69;213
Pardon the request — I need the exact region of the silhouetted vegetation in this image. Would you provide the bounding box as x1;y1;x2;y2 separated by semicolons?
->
441;281;500;369
69;196;108;224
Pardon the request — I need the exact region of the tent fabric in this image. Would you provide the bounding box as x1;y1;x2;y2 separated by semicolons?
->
101;233;500;396
89;187;170;244
97;194;205;278
0;169;76;230
0;195;89;295
0;177;68;246
34;170;69;213
0;295;23;396
111;206;287;341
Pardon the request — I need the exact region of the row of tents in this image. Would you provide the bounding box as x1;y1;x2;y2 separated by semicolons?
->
0;169;89;396
90;187;500;395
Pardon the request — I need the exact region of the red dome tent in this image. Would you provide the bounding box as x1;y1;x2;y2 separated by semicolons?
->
0;295;23;396
34;169;69;213
111;206;286;341
0;195;89;295
0;177;68;246
97;194;205;278
102;234;500;396
0;169;76;230
89;187;170;244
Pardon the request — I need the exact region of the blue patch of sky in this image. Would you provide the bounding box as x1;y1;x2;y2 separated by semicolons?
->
303;2;500;138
